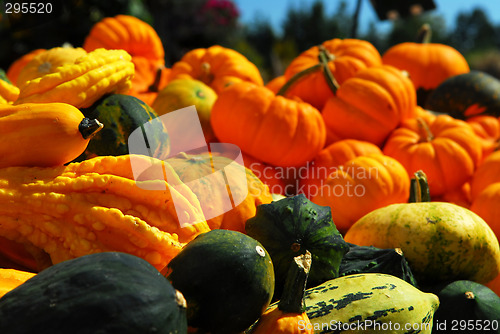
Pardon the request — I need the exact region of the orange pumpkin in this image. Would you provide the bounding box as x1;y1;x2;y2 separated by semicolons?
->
83;14;168;105
467;115;500;161
299;139;382;199
383;114;483;197
322;65;417;147
433;181;472;209
211;81;326;168
83;14;165;67
6;48;46;85
265;75;287;94
169;45;264;93
382;24;470;104
311;154;410;233
471;150;500;200
470;182;500;240
242;153;292;196
282;38;382;110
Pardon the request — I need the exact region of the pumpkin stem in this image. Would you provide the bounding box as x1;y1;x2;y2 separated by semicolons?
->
276;46;339;96
277;250;311;314
409;170;431;203
318;45;339;94
148;66;165;93
79;118;103;140
416;23;432;44
200;62;214;85
416;117;434;142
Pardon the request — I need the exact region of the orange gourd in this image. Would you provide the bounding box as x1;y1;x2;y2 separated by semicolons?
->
322;65;417;146
466;115;500;161
471;150;500;200
249;252;314;334
470;182;500;240
169;45;264;93
211;81;326;168
383;114;483;197
311;154;410;233
0;102;103;168
6;48;46;85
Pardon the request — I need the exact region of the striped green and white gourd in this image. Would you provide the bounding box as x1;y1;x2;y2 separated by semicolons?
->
303;273;439;334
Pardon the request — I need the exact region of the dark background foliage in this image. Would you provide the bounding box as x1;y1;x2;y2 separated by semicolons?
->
1;0;499;82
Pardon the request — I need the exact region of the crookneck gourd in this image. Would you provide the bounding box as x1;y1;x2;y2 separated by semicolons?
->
0;102;103;168
0;154;210;272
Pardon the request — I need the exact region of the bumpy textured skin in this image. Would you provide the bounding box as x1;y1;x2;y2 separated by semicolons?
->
14;48;134;108
344;202;500;284
0;102;100;168
0;69;19;104
0;155;210;272
304;273;440;334
0;252;188;334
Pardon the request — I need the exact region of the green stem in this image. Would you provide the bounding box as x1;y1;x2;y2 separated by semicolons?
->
409;170;431;203
277;250;311;314
416;23;432;44
79;118;103;140
276;46;339;97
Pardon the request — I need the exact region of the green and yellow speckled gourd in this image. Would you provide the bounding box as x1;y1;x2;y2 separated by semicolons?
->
344;171;500;285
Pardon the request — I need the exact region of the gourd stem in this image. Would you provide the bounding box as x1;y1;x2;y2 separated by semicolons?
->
276;64;322;96
318;45;339;94
148;66;164;93
416;23;432;44
416;117;434;142
276;46;339;96
409;170;431;203
277;250;312;314
79;118;104;140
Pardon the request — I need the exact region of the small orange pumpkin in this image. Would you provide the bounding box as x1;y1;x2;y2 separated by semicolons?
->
383;114;483;197
211;81;326;168
299;139;382;199
471;150;500;200
382;24;470;104
169;45;264;93
322;65;417;147
282;38;382;110
466;115;500;161
470;182;500;241
311;154;410;233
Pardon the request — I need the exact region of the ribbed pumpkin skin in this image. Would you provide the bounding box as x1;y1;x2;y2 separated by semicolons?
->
300;139;383;199
383;114;483;197
382;42;470;92
311;154;410;233
344;202;500;285
211;81;326;168
470;182;500;241
169;45;264;93
467;115;500;161
283;38;382;110
471;150;500;200
0;252;188;334
83;14;165;66
304;273;439;333
322;65;417;147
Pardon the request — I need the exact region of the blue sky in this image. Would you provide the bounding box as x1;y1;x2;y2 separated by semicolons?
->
233;0;500;35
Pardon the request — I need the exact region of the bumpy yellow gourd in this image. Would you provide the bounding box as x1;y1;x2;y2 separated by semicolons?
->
0;155;210;272
0;76;19;104
14;48;134;108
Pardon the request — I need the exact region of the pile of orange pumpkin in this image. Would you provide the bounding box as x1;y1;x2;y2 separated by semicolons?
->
1;12;500;328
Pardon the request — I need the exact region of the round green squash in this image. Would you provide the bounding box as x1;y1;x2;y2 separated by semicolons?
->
164;229;275;334
74;93;170;161
0;252;188;334
344;201;500;285
245;194;349;295
430;280;500;333
425;71;500;119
